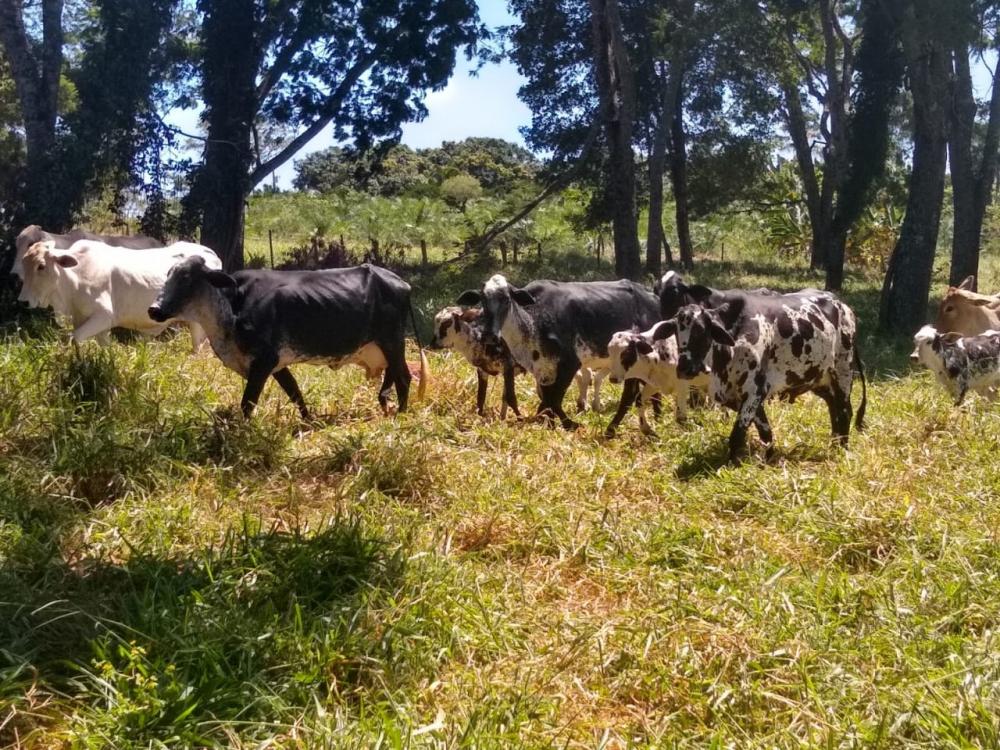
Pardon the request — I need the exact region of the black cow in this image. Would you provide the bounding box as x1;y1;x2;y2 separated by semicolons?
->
455;274;660;429
148;256;427;418
653;289;867;461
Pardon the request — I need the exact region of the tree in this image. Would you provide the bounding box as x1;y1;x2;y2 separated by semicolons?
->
590;0;641;279
0;0;65;230
947;4;1000;288
179;0;483;271
880;0;955;334
440;173;483;210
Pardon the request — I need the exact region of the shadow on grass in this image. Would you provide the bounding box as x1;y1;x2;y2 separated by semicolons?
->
0;515;417;745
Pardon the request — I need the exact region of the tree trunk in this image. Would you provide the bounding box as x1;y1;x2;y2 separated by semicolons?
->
646;124;666;276
0;0;66;230
420;238;428;266
670;79;693;269
782;80;824;268
948;39;1000;289
590;0;641;280
181;0;257;271
880;21;950;334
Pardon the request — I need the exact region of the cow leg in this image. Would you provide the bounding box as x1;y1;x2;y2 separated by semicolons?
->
638;384;659;436
272;368;309;419
575;369;590;412
376;370;393;415
384;343;411;413
604;377;640;437
502;361;520;417
728;396;762;462
188;321;208;353
674;380;690;423
71;310;114;344
817;386;852;446
591;370;606;412
241;355;277;417
537;363;580;430
752;405;774;459
476;370;489;416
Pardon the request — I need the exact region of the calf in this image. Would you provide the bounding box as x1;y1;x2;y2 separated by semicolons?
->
13;224;162;279
911;325;1000;405
455;275;660;429
432;306;521;417
934;275;1000;336
148;257;427;418
655;290;867;461
431;305;609;417
604;323;709;435
17;239;219;349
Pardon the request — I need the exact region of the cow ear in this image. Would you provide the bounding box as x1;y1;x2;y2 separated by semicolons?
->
707;314;736;346
957;275;976;291
650;319;676;341
206;269;237;289
687;284;714;303
55;254;78;268
941;332;963;345
511;288;537;306
635;338;654;355
456;290;481;306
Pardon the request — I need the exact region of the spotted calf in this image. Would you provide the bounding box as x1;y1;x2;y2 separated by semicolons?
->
604;323;709;436
911;325;1000;405
655;290;867;461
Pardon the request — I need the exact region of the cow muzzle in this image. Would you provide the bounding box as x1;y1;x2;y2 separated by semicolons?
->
677;360;706;379
148;305;169;322
909;350;919;363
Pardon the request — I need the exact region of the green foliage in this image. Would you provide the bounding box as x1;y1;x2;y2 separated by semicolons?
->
440;173;483;210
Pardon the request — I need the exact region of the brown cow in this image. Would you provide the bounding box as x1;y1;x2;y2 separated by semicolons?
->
935;276;1000;336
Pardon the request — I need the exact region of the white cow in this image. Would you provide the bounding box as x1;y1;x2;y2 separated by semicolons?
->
17;239;221;349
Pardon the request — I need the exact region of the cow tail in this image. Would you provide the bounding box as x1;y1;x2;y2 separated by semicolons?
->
853;347;868;431
408;297;429;401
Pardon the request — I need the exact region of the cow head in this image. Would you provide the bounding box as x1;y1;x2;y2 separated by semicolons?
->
910;325;962;368
935;278;1000;337
455;274;535;338
17;241;78;308
148;255;236;323
653;270;715;319
431;305;482;349
607;328;653;384
662;304;735;379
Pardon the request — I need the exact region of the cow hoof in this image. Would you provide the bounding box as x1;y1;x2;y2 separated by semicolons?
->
604;427;617;439
640;426;657;437
561;419;581;431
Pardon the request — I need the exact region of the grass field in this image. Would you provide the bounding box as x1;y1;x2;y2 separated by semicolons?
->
2;246;1000;748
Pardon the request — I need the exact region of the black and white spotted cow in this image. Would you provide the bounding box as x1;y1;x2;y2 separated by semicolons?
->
455;275;660;429
432;305;522;417
432;305;610;417
653;270;784;320
654;290;868;461
911;325;1000;405
604;323;710;436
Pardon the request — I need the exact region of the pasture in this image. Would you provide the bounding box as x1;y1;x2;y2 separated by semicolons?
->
2;248;999;748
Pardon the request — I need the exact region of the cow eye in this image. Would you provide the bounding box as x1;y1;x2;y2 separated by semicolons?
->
945;305;954;313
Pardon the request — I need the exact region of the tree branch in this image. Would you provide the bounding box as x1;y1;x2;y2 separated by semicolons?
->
249;50;377;187
256;21;312;106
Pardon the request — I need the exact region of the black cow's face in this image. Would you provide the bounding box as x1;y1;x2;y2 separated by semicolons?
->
656;271;715;319
456;274;534;339
148;255;235;322
674;304;735;379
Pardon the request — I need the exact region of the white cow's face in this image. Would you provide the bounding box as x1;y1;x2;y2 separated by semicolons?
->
432;306;470;349
607;330;649;384
17;241;77;308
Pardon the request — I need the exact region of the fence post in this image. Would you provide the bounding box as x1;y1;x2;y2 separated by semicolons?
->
268;229;274;269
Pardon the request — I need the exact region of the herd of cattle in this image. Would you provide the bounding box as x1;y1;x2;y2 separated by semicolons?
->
10;225;1000;461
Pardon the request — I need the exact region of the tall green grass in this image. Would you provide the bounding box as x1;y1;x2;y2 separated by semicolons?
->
2;245;1000;747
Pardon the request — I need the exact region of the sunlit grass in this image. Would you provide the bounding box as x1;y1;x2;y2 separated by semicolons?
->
2;249;1000;747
